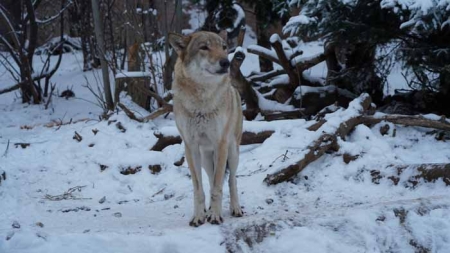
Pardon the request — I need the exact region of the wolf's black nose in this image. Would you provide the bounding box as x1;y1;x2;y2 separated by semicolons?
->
219;59;230;68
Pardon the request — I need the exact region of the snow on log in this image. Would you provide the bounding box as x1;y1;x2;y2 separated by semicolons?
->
248;69;286;83
267;74;290;88
291;53;326;70
247;45;279;64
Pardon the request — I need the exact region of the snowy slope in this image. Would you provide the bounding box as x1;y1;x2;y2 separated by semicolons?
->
1;53;450;252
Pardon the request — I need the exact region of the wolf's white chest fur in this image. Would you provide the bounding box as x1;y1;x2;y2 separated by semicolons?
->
173;78;229;146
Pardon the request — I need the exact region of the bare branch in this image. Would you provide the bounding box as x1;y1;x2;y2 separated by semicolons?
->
0;83;21;95
36;0;73;24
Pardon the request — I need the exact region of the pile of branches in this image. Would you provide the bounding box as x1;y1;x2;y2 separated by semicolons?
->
232;31;356;121
146;93;450;187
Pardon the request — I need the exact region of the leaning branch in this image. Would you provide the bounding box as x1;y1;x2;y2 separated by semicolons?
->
0;83;20;95
264;94;372;185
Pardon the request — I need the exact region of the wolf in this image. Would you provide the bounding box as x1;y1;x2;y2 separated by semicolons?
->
168;31;243;226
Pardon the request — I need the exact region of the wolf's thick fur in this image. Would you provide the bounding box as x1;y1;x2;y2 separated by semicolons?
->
169;32;243;226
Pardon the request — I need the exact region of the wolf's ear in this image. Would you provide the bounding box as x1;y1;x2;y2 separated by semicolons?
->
168;33;188;55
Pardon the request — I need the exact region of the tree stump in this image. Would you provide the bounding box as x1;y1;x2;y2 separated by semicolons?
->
115;72;152;111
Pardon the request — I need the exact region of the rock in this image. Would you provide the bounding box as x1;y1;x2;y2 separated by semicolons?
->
149;164;162;174
164;193;174;200
36;232;47;240
12;221;20;229
6;231;14;241
99;196;106;204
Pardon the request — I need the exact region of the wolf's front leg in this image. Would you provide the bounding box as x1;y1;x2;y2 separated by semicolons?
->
185;144;206;227
228;143;243;217
208;142;228;224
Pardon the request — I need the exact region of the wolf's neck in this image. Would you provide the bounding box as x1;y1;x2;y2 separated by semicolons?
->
174;74;230;112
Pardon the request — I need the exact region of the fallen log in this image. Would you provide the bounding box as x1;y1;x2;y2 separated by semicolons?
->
151;133;182;151
361;115;450;132
264;94;372;185
150;130;276;151
262;110;305;121
240;131;274;145
264;134;339;185
371;164;450;187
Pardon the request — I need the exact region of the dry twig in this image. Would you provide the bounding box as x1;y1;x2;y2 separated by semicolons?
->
44;186;89;201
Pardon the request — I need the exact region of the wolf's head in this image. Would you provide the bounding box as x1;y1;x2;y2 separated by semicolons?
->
169;32;230;79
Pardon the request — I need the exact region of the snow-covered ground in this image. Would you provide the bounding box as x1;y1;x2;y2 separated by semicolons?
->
1;49;450;253
1;8;450;252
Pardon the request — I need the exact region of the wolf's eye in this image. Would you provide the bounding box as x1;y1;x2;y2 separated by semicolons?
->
200;45;209;50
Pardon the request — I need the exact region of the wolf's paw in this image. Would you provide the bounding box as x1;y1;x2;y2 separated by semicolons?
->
207;211;223;225
189;212;206;227
230;204;243;217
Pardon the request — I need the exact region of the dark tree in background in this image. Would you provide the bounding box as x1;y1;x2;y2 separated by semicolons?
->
0;0;70;103
241;0;290;72
68;0;100;71
284;0;450;115
285;0;402;104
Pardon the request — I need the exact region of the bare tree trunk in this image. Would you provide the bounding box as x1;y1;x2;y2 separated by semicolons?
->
91;0;114;110
79;0;94;71
256;22;273;72
163;0;182;91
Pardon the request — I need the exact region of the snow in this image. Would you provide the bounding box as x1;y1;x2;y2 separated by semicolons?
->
290;53;323;67
267;74;289;87
283;15;313;36
269;34;281;44
380;0;450;30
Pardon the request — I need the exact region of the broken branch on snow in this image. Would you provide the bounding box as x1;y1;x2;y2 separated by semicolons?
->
264;94;372;185
150;130;276;151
